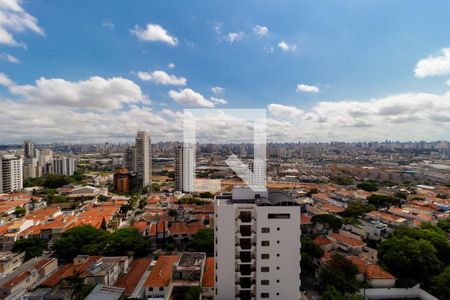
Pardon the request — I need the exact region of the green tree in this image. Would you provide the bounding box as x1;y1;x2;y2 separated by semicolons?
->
437;217;450;233
189;228;214;255
301;237;324;258
120;204;132;215
318;253;361;294
367;194;398;208
311;214;342;232
378;236;443;284
168;209;177;217
53;225;109;262
105;228;151;257
199;191;214;198
12;237;47;261
185;286;202;300
151;182;160;192
321;286;343;300
431;265;450;300
14;206;26;217
342;201;376;218
357;181;379;192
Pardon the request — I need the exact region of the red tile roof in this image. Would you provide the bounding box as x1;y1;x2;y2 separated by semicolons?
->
313;236;332;246
43;256;100;286
202;257;214;288
144;255;179;288
328;233;366;248
116;258;152;295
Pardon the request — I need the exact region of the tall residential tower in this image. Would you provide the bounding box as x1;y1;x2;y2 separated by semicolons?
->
214;187;301;300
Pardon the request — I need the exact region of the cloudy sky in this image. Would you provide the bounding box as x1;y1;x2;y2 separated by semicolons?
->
1;0;450;144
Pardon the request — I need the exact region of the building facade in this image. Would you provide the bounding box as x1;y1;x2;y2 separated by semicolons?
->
214;187;301;300
0;156;23;193
134;131;151;188
52;157;76;176
174;144;194;192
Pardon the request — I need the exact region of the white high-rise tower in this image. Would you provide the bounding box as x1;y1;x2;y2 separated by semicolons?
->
135;131;151;187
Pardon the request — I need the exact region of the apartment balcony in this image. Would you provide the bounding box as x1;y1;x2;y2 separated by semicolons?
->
236;277;256;289
236;225;254;237
236;218;255;226
235;237;256;250
235;250;255;263
235;290;255;300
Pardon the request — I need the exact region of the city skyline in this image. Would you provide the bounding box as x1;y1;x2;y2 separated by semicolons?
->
1;1;450;143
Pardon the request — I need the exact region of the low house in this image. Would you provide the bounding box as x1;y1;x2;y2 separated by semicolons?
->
347;256;396;288
0;252;25;276
328;232;366;255
0;258;57;300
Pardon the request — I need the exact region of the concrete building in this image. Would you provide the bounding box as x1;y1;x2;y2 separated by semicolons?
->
0;156;23;193
175;144;194;192
133;131;151;188
23;140;34;158
23;157;41;179
113;168;131;194
214;187;301;300
51;157;76;176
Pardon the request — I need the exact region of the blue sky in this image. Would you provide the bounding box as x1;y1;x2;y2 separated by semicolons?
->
1;0;450;143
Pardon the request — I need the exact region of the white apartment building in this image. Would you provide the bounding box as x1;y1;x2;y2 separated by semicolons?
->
52;157;76;176
174;144;194;192
215;187;301;300
0;156;23;193
135;131;151;187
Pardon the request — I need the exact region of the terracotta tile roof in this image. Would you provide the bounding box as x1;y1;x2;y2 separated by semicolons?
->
366;264;396;279
300;214;312;225
366;211;406;223
328;233;366;248
149;221;169;237
144;255;179;288
320;203;345;213
132;221;149;234
202;257;214;288
2;271;29;288
170;221;205;235
43;256;100;286
313;236;332;246
320;251;333;262
116;258;152;295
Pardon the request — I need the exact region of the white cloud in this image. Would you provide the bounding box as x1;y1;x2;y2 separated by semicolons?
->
131;23;178;46
210;97;228;105
447;79;450;86
415;48;450;78
168;63;175;69
278;41;296;52
0;0;44;46
211;86;224;94
0;72;15;86
101;20;114;29
268;103;304;118
8;76;146;111
253;25;268;37
0;52;19;63
225;32;245;43
296;84;320;93
168;88;215;108
136;70;186;86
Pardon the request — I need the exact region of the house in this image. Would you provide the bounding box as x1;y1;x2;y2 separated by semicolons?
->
346;256;396;288
43;255;129;287
115;258;152;298
328;232;366;255
169;221;205;245
0;258;57;300
313;236;333;252
0;252;25;276
85;284;125;300
144;255;179;298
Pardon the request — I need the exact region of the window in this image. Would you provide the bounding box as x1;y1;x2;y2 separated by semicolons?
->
277;240;280;244
261;280;269;285
277;253;280;257
261;240;270;246
261;227;270;233
261;267;270;272
277;292;280;296
261;293;270;298
277;227;280;231
268;213;290;219
261;253;270;259
149;288;153;291
276;279;280;283
276;266;280;270
159;287;164;291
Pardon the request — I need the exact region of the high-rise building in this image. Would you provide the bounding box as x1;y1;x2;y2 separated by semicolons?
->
134;131;151;188
23;157;41;179
214;187;301;300
23;140;34;158
0;156;23;193
175;144;194;192
52;157;76;176
124;146;136;172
